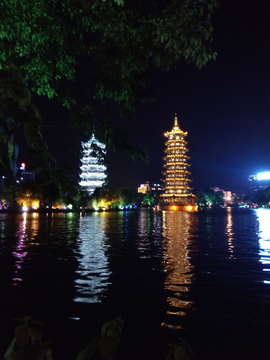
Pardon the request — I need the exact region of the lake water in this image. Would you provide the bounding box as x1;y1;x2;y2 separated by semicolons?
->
1;208;270;360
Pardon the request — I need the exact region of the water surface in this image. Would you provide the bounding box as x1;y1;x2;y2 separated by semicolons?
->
0;208;270;360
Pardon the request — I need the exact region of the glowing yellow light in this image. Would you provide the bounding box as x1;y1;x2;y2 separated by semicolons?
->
32;202;39;209
22;206;28;212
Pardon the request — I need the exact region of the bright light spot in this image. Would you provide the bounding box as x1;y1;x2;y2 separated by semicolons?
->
32;202;39;209
67;204;73;210
22;206;28;212
257;172;270;180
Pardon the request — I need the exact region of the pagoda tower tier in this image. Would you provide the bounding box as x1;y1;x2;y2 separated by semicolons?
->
159;114;197;211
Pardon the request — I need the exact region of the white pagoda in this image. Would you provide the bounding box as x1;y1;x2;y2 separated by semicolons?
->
79;134;107;195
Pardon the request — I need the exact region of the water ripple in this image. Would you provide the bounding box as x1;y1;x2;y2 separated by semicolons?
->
73;214;111;303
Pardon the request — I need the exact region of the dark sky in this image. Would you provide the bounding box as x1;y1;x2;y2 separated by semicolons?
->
22;0;270;194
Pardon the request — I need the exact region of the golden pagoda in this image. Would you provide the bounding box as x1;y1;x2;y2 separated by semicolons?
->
159;114;198;211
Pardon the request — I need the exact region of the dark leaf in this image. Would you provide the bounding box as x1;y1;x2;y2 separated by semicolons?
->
14;325;31;349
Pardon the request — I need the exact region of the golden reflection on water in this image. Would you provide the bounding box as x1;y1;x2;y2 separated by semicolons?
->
161;211;197;327
30;212;40;241
256;209;270;284
226;207;235;258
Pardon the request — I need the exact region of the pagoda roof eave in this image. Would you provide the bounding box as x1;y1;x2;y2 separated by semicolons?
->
164;128;188;136
160;193;196;198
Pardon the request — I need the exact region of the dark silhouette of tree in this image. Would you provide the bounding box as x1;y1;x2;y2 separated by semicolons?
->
0;0;218;170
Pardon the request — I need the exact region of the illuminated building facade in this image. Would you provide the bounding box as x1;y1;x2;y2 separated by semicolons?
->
138;181;163;195
211;186;234;206
79;134;107;195
159;115;197;211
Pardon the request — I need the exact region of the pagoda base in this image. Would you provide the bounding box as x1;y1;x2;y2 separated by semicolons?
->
158;203;198;212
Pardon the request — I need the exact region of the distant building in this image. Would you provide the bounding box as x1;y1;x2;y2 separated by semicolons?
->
16;163;35;183
138;181;163;195
79;134;107;195
248;172;270;191
211;186;234;205
159;114;197;211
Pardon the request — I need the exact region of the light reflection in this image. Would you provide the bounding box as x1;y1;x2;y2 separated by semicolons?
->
137;210;151;258
256;209;270;281
30;212;39;242
73;214;111;303
226;207;235;258
136;210;164;259
162;211;197;327
0;214;6;240
12;212;28;284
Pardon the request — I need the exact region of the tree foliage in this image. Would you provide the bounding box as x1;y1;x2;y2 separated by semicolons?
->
89;185;140;209
0;64;45;173
195;188;224;207
4;316;52;360
0;0;218;170
141;192;158;206
243;187;270;207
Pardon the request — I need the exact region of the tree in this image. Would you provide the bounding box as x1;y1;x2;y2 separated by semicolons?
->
142;193;158;206
245;187;270;208
195;188;224;207
0;0;218;170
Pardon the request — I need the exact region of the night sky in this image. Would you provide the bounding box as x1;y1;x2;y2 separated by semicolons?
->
22;0;270;194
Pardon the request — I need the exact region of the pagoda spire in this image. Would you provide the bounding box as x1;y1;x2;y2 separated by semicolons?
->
173;113;179;130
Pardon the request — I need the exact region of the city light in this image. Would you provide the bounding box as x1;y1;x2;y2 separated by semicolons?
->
256;172;270;181
32;202;39;209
